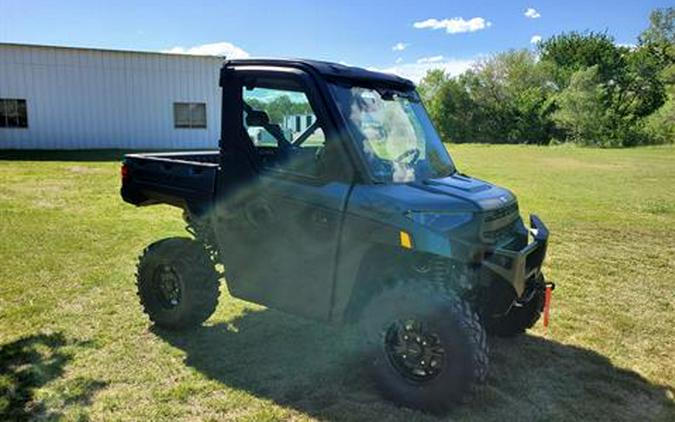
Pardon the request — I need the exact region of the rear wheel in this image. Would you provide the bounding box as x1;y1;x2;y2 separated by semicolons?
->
136;237;220;329
361;283;488;412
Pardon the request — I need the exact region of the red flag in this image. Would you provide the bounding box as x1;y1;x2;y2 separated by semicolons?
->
543;285;553;332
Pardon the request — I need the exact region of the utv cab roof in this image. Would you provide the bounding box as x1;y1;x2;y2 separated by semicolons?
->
225;58;415;90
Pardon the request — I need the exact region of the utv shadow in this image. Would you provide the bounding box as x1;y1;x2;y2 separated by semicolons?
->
151;309;674;421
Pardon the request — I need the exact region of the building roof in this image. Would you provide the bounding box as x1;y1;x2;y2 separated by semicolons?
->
0;42;224;59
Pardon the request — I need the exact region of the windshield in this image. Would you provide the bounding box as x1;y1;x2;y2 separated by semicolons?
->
330;83;455;183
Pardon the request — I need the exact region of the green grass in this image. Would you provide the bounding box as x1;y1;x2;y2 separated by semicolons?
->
1;145;674;421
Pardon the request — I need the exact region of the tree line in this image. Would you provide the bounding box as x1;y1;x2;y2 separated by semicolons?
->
246;97;312;126
418;8;674;147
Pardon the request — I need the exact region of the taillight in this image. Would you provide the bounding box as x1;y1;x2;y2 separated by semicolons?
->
121;163;130;182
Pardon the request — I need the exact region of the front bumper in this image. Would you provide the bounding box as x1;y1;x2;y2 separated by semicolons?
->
482;214;549;297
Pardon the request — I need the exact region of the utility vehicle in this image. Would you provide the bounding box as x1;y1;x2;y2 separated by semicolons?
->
121;59;551;411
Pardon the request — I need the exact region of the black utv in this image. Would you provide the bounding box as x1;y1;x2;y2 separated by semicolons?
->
121;58;550;412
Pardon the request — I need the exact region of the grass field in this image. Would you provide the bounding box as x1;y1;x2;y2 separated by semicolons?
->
1;145;674;421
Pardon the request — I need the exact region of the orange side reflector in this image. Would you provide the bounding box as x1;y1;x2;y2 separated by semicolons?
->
400;231;413;249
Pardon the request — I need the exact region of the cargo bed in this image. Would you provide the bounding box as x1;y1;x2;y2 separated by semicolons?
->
121;151;219;209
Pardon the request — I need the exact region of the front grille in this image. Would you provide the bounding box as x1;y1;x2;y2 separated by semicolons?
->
484;202;518;222
483;220;517;243
481;201;522;246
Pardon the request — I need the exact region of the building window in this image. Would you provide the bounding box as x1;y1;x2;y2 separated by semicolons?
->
0;99;28;128
174;102;207;128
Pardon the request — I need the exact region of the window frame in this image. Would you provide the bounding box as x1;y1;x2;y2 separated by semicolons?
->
173;102;207;129
236;67;345;183
0;98;29;129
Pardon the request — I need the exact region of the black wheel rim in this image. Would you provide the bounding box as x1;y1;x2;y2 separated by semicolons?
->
384;319;446;383
152;265;182;309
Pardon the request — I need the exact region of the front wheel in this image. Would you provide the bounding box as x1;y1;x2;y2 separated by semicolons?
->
360;283;488;412
136;237;220;330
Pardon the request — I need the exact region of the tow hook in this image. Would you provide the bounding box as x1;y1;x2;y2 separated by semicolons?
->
543;282;556;331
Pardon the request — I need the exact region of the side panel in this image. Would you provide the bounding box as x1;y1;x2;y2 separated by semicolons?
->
217;176;350;319
330;185;412;321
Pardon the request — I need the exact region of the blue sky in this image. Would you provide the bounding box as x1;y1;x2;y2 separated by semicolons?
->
1;0;671;81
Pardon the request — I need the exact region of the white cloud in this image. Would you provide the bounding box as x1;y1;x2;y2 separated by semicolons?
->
162;41;249;58
416;55;445;64
395;57;403;64
616;42;637;50
530;35;542;44
374;57;478;83
524;8;541;19
413;17;492;34
392;42;409;51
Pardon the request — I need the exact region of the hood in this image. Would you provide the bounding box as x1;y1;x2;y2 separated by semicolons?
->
419;173;516;211
350;173;516;217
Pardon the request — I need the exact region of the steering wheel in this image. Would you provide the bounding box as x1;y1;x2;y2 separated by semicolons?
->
394;148;420;164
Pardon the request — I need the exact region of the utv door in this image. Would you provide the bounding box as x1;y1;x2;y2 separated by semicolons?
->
214;67;353;320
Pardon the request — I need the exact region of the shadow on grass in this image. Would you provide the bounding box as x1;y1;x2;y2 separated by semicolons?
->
0;333;105;421
153;309;674;421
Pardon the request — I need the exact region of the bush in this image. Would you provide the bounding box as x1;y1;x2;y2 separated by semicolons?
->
643;64;675;144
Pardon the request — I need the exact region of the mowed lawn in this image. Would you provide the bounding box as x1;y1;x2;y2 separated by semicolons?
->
1;145;673;421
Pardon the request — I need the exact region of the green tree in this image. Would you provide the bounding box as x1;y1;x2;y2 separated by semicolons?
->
265;95;294;124
541;29;670;145
419;50;557;144
539;31;626;89
460;50;556;144
419;70;477;143
552;66;609;145
620;46;668;120
639;7;674;47
644;63;675;144
245;95;312;125
551;66;645;146
636;8;675;144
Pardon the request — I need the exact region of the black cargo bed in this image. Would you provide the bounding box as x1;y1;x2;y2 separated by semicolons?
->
121;151;219;209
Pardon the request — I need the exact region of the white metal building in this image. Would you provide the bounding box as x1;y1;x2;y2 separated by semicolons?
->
0;43;224;149
283;113;317;134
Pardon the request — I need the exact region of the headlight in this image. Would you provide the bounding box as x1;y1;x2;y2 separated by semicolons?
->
406;211;473;232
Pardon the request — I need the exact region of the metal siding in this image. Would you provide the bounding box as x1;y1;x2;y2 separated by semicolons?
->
0;44;223;149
